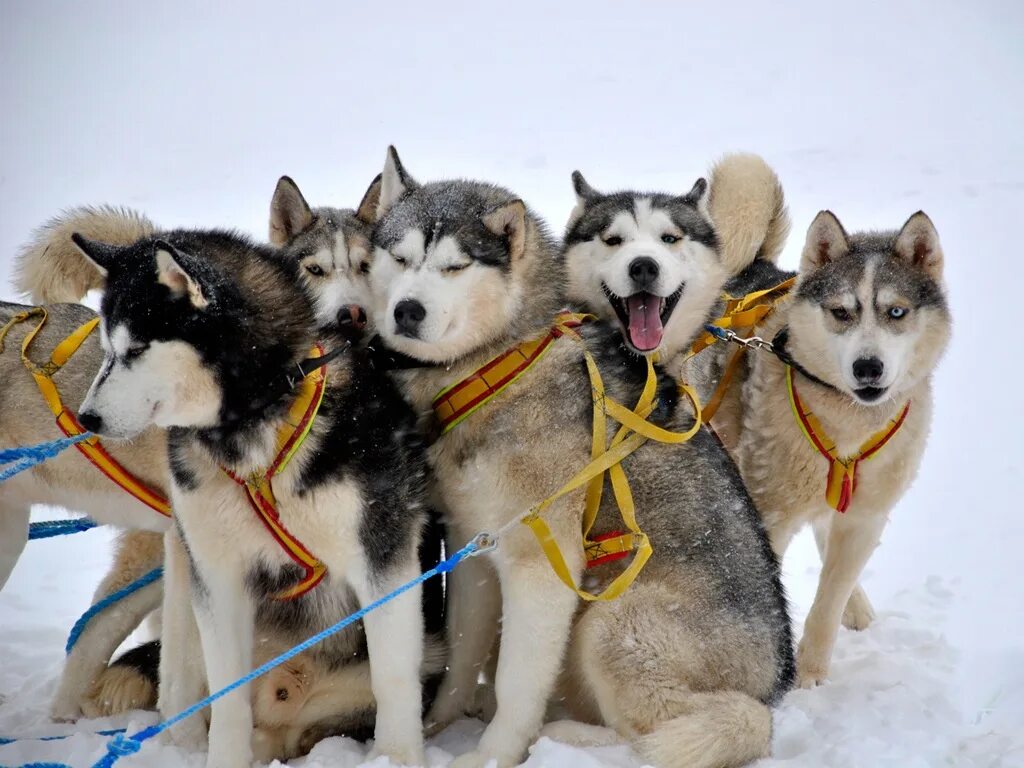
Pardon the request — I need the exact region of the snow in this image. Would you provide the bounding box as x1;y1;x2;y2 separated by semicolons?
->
1;1;1023;766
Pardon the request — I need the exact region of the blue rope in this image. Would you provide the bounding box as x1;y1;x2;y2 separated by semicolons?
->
0;730;126;746
0;540;478;768
0;435;92;484
66;568;163;655
28;519;98;541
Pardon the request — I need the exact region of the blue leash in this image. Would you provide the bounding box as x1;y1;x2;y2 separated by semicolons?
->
0;539;479;768
28;519;98;541
0;435;92;484
65;568;163;655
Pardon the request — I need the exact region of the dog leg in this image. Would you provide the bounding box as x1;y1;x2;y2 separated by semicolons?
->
427;528;500;732
812;517;875;630
798;512;887;687
0;501;30;591
158;527;208;752
52;531;163;720
192;563;256;768
453;549;580;768
352;560;425;767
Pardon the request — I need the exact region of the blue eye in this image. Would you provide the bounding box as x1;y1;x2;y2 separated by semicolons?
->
888;306;908;320
661;234;680;244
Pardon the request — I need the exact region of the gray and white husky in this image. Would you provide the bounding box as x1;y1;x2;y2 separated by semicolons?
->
691;210;951;686
0;177;382;732
69;223;431;768
364;147;793;768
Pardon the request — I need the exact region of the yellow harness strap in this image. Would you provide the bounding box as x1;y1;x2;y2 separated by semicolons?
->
435;313;702;602
787;366;910;513
223;346;328;600
689;278;796;421
0;308;171;516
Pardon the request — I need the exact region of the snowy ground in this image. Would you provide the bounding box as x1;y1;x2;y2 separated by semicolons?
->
1;1;1023;766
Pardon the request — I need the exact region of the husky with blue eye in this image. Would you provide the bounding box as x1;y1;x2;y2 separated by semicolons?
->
364;146;793;768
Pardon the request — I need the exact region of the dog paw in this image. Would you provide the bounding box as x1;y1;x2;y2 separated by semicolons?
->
425;697;469;736
49;697;82;723
161;718;208;752
368;742;425;767
842;590;876;631
450;750;503;768
795;652;830;688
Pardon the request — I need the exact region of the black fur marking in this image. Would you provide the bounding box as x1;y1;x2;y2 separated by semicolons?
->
564;193;717;250
166;430;199;491
109;640;161;689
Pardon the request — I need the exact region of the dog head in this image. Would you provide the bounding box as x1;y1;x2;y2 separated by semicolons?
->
72;232;315;439
563;173;724;356
270;175;378;341
786;210;951;405
364;146;563;363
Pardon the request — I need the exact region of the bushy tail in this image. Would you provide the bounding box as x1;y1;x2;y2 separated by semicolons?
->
14;205;157;303
708;153;790;277
637;691;773;768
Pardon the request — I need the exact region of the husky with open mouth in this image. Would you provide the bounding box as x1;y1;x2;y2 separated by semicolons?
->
563;153;789;372
365;147;793;768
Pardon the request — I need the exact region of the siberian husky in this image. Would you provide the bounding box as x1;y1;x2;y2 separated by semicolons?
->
364;147;794;768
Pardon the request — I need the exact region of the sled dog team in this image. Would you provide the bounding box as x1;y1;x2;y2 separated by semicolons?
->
0;149;951;768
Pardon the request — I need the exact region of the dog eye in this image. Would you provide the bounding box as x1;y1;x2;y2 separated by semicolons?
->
602;235;623;247
888;306;908;320
392;254;407;266
661;234;681;244
359;261;371;275
125;345;147;360
305;264;325;277
830;307;852;322
443;263;469;274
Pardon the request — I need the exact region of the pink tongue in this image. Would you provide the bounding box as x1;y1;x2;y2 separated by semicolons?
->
626;293;663;351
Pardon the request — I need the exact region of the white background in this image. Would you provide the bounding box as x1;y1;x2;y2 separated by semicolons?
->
1;1;1021;766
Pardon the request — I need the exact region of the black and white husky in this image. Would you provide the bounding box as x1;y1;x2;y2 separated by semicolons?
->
71;228;431;768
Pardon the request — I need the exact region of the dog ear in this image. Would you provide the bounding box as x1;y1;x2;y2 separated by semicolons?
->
70;234;125;276
356;173;383;225
894;211;943;280
801;210;850;270
377;146;417;220
571;171;600;202
483;200;527;261
683;177;710;217
154;241;209;309
269;176;314;247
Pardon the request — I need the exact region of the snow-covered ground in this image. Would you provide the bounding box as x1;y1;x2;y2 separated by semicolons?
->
1;1;1022;766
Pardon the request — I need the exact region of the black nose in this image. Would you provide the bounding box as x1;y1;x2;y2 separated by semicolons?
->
394;299;426;337
78;410;103;434
853;357;884;384
628;257;659;289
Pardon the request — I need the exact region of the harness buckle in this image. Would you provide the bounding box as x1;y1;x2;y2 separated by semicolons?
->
467;531;498;557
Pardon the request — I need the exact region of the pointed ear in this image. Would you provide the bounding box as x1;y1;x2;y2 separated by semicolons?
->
356;173;383;225
377;146;417;220
269;176;314;247
894;211;943;280
571;171;600;202
155;241;209;309
801;210;850;271
683;177;710;217
483;200;527;261
70;233;125;276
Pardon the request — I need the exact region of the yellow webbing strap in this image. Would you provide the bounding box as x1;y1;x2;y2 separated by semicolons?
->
689;277;797;358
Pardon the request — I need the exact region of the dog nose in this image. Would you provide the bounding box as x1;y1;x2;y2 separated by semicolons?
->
78;410;103;434
394;299;426;337
628;257;659;289
852;357;884;384
338;305;368;331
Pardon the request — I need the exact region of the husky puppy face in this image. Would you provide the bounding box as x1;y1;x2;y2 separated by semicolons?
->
563;173;723;355
72;232;314;440
270;176;379;338
367;147;559;363
787;211;951;405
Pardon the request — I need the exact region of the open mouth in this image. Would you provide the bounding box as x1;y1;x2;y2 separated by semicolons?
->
602;283;684;353
854;386;888;403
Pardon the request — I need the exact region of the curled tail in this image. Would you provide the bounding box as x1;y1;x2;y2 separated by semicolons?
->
638;691;773;768
708;153;790;276
14;205;157;303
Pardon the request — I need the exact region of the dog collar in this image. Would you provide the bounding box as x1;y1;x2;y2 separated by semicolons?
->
224;344;329;600
771;328;843;393
787;366;910;512
432;312;590;433
0;308;171;517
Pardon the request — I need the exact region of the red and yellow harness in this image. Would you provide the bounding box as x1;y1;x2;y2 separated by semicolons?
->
0;308;171;516
434;312;703;601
